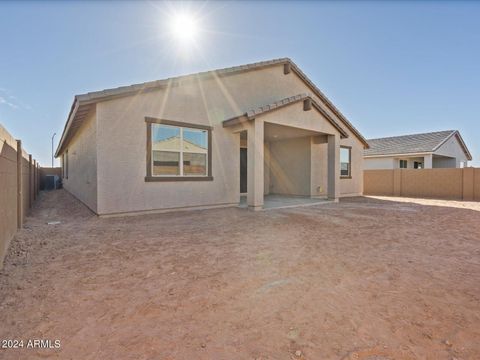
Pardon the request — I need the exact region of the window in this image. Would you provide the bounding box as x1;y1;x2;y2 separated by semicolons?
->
414;161;423;169
146;118;212;181
340;146;351;178
399;159;408;169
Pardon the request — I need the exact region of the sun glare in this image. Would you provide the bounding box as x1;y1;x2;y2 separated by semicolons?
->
169;13;198;43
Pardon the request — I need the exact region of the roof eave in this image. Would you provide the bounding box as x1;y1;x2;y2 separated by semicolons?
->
364;152;433;158
55;97;80;158
287;62;369;148
223;94;349;139
58;57;370;153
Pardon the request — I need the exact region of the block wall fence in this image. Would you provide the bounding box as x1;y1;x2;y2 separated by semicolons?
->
364;168;480;201
0;124;41;268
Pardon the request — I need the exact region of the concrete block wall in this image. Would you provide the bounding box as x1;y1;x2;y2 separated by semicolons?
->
0;124;40;269
364;168;480;201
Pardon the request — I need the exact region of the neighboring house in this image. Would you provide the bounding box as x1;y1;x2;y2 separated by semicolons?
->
55;58;369;216
364;130;472;170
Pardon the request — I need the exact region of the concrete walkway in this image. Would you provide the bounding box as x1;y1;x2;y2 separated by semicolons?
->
239;194;330;210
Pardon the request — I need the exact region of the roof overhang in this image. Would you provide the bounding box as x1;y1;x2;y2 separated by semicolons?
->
223;94;349;139
55;97;95;157
364;152;433;159
55;58;370;156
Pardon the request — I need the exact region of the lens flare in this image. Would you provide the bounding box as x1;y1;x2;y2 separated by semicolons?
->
169;13;198;43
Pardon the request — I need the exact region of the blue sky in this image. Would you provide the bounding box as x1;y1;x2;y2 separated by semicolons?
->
0;0;479;166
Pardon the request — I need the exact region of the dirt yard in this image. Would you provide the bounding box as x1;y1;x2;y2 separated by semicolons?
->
1;191;479;360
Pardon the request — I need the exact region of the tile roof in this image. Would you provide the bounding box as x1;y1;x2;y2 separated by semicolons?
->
246;93;308;118
223;93;349;138
75;58;290;103
56;58;368;156
364;130;472;160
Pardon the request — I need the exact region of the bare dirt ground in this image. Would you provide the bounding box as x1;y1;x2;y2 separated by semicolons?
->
1;190;479;360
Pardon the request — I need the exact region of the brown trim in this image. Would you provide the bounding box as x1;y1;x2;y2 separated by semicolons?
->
340;145;352;179
145;176;213;182
146;123;152;177
303;98;312;111
208;127;212;178
145;119;213;181
145;117;213;130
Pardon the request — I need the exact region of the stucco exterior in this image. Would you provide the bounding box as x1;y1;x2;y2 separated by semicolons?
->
57;60;367;215
268;137;311;196
62;108;98;212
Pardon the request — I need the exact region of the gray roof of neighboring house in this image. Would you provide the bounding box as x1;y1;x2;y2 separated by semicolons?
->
55;58;368;156
365;130;472;160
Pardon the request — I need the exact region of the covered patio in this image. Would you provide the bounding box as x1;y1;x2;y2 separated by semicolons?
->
223;93;349;210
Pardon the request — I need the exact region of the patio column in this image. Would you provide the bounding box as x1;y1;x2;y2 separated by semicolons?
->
424;154;433;168
247;119;264;210
327;134;339;201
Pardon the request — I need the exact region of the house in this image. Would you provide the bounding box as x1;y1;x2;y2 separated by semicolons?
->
364;130;472;170
55;58;369;216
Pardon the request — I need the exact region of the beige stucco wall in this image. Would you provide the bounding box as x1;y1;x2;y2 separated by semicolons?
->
69;63;365;214
338;134;364;197
62;108;98;212
96;97;240;215
268;137;311;196
310;135;328;197
258;100;363;197
264;142;270;195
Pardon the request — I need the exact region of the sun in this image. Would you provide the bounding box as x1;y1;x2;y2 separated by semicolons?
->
169;13;199;43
